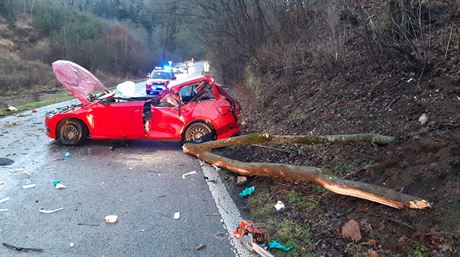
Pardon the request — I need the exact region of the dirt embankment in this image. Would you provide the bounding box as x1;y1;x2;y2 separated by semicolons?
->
220;10;460;257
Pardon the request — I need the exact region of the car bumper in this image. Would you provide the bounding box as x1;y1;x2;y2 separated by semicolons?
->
44;118;56;139
216;125;240;139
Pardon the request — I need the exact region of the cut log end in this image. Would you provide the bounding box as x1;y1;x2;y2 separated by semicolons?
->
409;199;432;209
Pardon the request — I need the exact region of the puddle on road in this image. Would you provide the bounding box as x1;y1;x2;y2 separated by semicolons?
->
0;157;14;166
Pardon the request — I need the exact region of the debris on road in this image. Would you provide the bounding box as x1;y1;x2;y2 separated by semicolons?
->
174;212;180;220
64;152;71;158
39;208;64;214
195;244;206;251
236;176;247;185
239;186;255;197
7;106;18;112
52;180;66;189
0;157;14;166
182;171;197;179
22;184;36;189
212;164;221;171
2;243;43;252
77;223;100;227
0;181;5;185
0;209;8;212
105;215;118;223
267;240;292;252
342;219;362;242
203;176;218;183
234;220;274;256
0;197;10;204
274;201;285;211
69;242;74;248
32;109;37;113
419;113;428;125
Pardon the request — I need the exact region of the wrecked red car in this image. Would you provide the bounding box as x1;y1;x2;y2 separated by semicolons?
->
45;60;241;145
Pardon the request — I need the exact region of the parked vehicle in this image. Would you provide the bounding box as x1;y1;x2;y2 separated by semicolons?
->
45;60;241;145
146;68;175;95
173;63;186;74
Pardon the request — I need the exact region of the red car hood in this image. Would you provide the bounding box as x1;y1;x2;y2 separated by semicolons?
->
52;60;109;104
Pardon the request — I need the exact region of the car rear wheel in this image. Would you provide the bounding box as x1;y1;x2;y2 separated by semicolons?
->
57;119;87;145
184;122;215;143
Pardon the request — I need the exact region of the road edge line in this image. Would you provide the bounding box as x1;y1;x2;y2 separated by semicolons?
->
200;162;254;257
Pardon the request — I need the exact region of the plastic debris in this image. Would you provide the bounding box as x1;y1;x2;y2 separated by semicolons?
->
267;240;292;252
212;164;221;171
22;184;36;189
236;176;247;185
40;208;64;214
52;180;66;189
182;171;197;179
0;181;5;185
2;243;43;252
69;242;74;248
203;176;218;183
274;201;285;211
174;212;180;220
0;209;8;212
105;215;118;223
419;113;428;125
32;109;37;113
406;77;415;83
0;197;10;204
7;106;18;112
239;186;255;197
64;152;71;158
195;244;206;251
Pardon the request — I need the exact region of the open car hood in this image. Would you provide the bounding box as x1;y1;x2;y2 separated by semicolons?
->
52;60;109;104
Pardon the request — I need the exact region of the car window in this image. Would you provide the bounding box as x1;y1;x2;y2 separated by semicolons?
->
150;71;172;79
179;83;216;103
179;85;197;103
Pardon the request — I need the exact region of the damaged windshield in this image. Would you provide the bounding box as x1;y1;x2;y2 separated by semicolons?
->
150;71;173;79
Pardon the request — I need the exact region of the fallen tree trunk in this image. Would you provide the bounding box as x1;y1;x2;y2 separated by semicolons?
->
183;133;431;209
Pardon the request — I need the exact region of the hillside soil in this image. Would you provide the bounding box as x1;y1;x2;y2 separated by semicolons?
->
217;23;460;257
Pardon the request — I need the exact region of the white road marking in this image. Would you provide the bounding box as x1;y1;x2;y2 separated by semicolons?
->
200;163;255;257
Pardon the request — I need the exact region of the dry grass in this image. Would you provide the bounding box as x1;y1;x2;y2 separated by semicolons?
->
0;57;56;95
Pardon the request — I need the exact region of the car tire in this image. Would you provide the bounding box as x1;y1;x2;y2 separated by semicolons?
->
57;119;88;145
184;122;215;143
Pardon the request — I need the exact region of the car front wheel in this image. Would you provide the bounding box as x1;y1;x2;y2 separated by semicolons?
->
184;122;214;143
57;119;87;145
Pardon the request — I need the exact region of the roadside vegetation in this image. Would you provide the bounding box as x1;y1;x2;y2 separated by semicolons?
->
0;0;204;113
199;0;459;256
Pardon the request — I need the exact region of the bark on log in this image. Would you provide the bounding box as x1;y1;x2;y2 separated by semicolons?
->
183;133;431;209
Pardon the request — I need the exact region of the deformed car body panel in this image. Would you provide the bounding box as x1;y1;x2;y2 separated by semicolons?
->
45;61;240;144
52;60;109;105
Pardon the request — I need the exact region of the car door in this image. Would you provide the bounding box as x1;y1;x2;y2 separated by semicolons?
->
146;94;185;140
90;101;144;139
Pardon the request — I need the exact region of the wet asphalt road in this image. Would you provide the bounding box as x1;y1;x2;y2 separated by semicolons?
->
0;62;238;256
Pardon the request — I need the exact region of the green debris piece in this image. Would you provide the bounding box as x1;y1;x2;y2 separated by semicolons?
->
239;186;255;197
267;240;292;252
